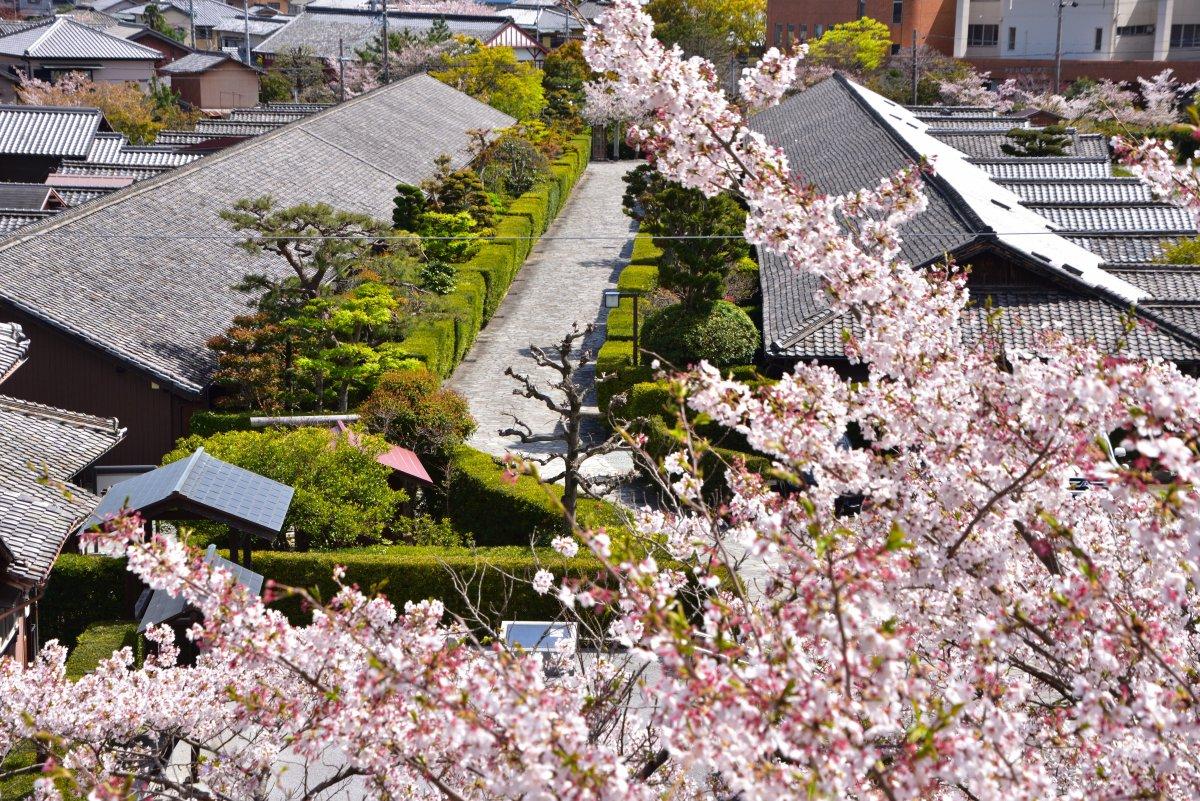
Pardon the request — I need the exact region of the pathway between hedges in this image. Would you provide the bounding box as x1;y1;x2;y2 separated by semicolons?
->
448;160;649;504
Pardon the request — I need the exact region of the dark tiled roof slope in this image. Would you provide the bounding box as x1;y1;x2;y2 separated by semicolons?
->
0;462;95;584
1031;205;1196;234
0;394;124;481
255;7;509;58
748;78;982;269
0;106;103;157
0;74;514;396
0;18;160;60
934;131;1108;160
999;179;1154;206
0;322;29;379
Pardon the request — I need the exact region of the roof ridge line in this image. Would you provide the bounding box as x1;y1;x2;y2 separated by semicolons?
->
172;447;204;495
24;17;61;55
0;393;122;434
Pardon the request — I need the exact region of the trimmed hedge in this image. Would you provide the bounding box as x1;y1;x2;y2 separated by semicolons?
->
66;620;141;680
448;445;629;546
189;411;255;437
394;133;593;378
247;545;609;629
40;553;131;649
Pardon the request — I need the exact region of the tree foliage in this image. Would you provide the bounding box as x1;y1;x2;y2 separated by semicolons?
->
431;44;546;120
421;154;495;230
1001;125;1071;157
541;41;589;131
166;427;407;550
359;366;476;457
15;71;196;144
645;0;765;64
263;46;331;103
806;17;893;73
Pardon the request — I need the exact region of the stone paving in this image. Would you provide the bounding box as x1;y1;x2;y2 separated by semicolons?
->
448;160;655;506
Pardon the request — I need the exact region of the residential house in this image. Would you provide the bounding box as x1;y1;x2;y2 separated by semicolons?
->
120;0;263;51
253;6;545;64
767;0;1200;84
0;18;162;101
0;105;112;181
160;51;262;109
212;12;293;59
0;322;125;664
749;75;1200;374
55;10;195;67
0;74;515;472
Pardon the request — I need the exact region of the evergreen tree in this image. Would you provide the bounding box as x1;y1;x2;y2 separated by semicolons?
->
1001;125;1071;157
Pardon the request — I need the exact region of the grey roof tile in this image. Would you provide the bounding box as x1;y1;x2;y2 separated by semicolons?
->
0;322;29;380
999;178;1155;205
0;183;57;211
160;51;256;73
227;108;310;123
124;0;246;28
55;162;168;179
0;17;160;60
56;187;114;205
139;543;262;630
254;7;511;58
193;118;285;135
1029;204;1197;234
0;394;124;481
0;211;53;234
931;130;1108;160
976;160;1111;180
0;105;103;157
0;461;95;584
1066;235;1172;263
0;74;514;396
1106;266;1200;300
89;447;294;538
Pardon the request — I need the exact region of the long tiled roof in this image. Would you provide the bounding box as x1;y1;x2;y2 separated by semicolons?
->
56;188;113;205
0;394;124;482
227;108;309;123
934;130;1108;160
0;461;96;585
193;119;282;135
160;51;260;74
1029;205;1196;234
977;160;1111;180
55;162;168;179
0;17;160;60
923;118;1030;132
0;74;514;396
1106;265;1200;300
254;7;511;58
0;322;29;380
123;0;246;28
998;178;1155;205
1066;235;1171;264
0;184;57;211
0;106;104;157
0;212;53;233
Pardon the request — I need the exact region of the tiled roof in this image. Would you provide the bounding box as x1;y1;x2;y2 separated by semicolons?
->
0;322;29;380
138;543;263;631
54;163;163;178
212;17;289;34
0;106;103;157
254;7;511;58
0;74;514;396
0;183;56;211
85;131;126;162
153;130;249;145
0;394;124;481
1066;236;1171;264
160;51;257;73
1029;204;1197;234
124;0;246;28
976;160;1111;180
227;108;309;123
0;17;160;60
102;148;201;167
998;179;1155;205
262;101;332;112
88;447;294;538
1105;266;1200;301
56;188;113;205
748;78;981;269
0;461;96;585
908;105;995;117
932;130;1108;160
0;212;53;234
193;119;283;135
923;118;1031;132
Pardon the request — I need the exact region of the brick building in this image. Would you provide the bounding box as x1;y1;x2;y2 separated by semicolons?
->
767;0;1200;84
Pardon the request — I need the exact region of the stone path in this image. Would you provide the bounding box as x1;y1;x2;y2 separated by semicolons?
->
449;161;653;505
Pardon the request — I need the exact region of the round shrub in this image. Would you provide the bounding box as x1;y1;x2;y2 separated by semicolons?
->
640;301;758;368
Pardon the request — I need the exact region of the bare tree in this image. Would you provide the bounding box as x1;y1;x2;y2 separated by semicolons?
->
501;323;628;521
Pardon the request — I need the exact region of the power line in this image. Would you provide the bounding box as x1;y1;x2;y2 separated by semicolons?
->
2;231;1192;242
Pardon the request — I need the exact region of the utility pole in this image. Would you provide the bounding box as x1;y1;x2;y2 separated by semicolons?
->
187;0;195;49
338;37;346;102
911;29;918;105
1053;1;1077;91
242;0;251;66
381;0;390;84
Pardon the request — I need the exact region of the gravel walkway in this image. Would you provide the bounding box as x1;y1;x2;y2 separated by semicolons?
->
448;161;647;502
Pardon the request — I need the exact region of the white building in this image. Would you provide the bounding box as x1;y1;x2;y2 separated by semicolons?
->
954;0;1200;63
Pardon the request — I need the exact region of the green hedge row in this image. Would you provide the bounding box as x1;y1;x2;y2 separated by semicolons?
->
246;545;609;628
40;553;131;649
65;621;141;680
597;234;662;411
397;133;593;378
448;445;629;546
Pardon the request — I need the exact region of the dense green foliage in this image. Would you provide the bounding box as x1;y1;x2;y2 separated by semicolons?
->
166;428;407;550
807;17;893;72
65;621;141;681
392;183;426;231
359;367;476;458
542;41;589;131
1161;237;1200;264
40;553;129;648
393;133;591;377
641;300;759;368
645;0;765;63
448;446;629;546
623;164;748;310
421;155;496;231
431;46;546;120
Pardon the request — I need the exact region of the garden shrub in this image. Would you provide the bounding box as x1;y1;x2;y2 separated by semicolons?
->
359;367;476;459
40;554;130;648
641;300;759;368
66;621;141;681
630;233;663;265
248;546;609;630
188;411;255;437
448;446;629;546
166;428;407;550
618;263;660;294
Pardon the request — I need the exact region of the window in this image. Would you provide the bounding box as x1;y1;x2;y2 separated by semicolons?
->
1171;23;1200;48
1115;24;1154;36
890;42;901;54
966;24;999;47
857;0;865;18
799;23;807;41
892;0;902;24
1007;26;1016;50
814;23;824;36
786;23;795;45
1094;27;1103;50
774;22;782;45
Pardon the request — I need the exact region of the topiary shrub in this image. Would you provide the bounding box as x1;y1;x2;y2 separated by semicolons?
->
641;301;758;368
